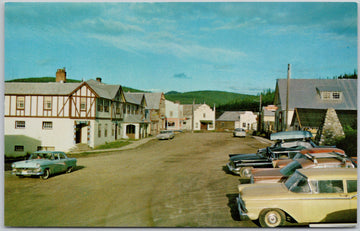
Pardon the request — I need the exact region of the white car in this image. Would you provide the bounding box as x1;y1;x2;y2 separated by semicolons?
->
156;130;175;140
233;128;246;137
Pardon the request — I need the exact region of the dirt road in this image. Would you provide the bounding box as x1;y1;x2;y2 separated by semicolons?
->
4;132;269;227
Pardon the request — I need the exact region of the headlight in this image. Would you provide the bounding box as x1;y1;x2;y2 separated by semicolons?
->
11;163;15;168
36;163;40;168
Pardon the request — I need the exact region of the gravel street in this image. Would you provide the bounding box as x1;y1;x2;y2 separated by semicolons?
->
4;132;269;227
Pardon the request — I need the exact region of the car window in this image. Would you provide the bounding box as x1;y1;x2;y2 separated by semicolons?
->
285;172;311;193
60;153;66;159
53;153;59;160
313;180;344;193
347;180;357;193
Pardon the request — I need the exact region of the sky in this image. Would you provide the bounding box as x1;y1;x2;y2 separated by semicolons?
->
3;1;358;95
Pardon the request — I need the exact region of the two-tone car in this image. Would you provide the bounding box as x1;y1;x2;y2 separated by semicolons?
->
11;151;77;180
250;152;356;184
237;168;357;227
227;131;325;177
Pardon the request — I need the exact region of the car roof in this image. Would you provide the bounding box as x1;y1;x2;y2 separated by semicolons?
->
297;168;357;180
33;151;64;154
300;147;345;154
270;131;312;141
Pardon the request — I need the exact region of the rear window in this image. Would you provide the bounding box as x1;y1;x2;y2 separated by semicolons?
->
347;180;357;193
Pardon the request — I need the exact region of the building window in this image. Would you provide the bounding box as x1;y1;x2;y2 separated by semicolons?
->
98;124;102;137
80;98;86;111
242;123;246;127
195;122;199;128
104;124;108;137
104;100;109;112
170;111;173;117
321;91;342;100
44;96;52;110
112;126;115;136
15;121;25;128
203;113;206;118
42;121;53;129
16;96;25;110
97;99;103;112
168;121;175;127
14;145;24;152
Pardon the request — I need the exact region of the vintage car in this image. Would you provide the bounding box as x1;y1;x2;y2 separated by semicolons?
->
11;151;77;180
272;147;346;168
156;130;175;140
250;153;356;184
233;128;246;137
237;168;357;227
227;131;324;177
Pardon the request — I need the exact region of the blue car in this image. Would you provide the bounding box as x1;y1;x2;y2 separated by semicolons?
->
11;151;77;180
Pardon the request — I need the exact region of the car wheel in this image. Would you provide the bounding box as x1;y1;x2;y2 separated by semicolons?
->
41;169;50;180
259;209;286;228
66;166;73;173
239;167;253;178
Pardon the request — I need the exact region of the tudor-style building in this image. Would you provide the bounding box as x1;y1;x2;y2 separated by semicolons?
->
4;68;148;157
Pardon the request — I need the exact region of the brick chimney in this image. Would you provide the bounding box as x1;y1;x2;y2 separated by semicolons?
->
56;68;66;83
96;77;102;83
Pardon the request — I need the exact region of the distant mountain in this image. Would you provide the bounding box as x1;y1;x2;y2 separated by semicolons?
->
164;90;257;107
5;77;144;93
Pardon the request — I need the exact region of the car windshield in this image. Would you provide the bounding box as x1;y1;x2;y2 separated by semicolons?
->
280;160;302;176
284;171;311;193
293;153;308;160
29;153;52;160
160;131;172;134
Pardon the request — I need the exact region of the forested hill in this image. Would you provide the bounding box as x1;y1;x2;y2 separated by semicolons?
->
164;90;257;107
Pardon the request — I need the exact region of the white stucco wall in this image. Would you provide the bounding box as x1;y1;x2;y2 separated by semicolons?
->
239;111;257;130
4;117;75;156
193;104;215;131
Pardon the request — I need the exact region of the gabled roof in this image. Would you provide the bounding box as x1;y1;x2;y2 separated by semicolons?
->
5;82;82;95
182;104;202;117
130;92;163;109
217;111;243;121
124;92;147;107
275;79;357;110
86;79;122;100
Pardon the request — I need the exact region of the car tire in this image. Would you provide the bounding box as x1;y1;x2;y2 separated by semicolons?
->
66;166;73;173
41;169;50;180
239;167;253;178
259;209;286;228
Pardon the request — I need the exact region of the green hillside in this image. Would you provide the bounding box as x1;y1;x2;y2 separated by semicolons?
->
5;77;144;92
164;90;257;107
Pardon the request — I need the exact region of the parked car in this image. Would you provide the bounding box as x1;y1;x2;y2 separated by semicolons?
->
272;147;346;168
11;151;77;180
233;128;246;137
227;131;321;177
250;152;356;184
237;168;357;227
156;130;175;140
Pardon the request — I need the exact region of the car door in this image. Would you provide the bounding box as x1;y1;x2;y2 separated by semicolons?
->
58;153;68;172
303;180;351;223
53;153;65;173
345;179;357;222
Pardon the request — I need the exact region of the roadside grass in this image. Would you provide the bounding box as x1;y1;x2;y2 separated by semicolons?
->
94;139;133;150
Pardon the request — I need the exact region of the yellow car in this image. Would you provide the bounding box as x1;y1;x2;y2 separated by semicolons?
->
237;168;357;227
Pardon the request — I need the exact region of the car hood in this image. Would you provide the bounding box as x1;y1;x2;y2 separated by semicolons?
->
12;159;52;168
229;153;265;162
239;183;288;199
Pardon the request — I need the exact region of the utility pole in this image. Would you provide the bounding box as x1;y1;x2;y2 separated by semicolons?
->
192;99;195;133
258;93;262;132
285;64;291;131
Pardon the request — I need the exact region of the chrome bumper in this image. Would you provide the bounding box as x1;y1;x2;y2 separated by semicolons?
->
236;196;250;221
226;163;240;175
12;169;43;176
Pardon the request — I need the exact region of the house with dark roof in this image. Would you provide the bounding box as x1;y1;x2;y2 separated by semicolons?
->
130;92;166;135
4;69;148;156
216;111;257;131
274;79;357;138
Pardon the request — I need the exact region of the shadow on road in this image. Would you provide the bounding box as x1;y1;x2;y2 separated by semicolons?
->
226;193;240;221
